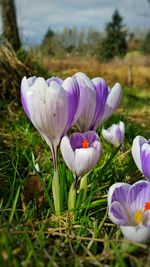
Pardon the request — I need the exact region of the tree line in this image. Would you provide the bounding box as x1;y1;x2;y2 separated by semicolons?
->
1;0;150;62
41;10;150;61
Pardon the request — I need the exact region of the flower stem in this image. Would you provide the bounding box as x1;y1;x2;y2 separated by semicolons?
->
80;174;88;203
51;144;60;216
52;169;60;215
68;176;78;210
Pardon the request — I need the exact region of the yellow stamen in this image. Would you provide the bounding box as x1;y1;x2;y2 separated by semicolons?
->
134;210;143;225
82;139;89;149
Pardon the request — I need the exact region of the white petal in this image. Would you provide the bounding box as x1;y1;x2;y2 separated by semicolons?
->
74;72;96;131
27;79;68;148
102;129;112;143
110;124;121;145
74;72;95;92
60;136;75;173
119;121;125;138
131;135;147;173
120;226;150;243
101;83;122;123
21;76;28;95
109;201;129;225
74;142;101;177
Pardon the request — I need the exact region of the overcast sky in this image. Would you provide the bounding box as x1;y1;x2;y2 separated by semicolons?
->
2;0;150;45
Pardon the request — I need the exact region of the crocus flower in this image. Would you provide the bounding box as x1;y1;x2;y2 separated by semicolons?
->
21;76;86;214
73;72;122;132
60;131;102;178
108;180;150;243
132;136;150;181
102;121;125;147
60;131;102;209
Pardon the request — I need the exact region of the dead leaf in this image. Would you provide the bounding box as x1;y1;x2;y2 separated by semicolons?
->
24;172;45;208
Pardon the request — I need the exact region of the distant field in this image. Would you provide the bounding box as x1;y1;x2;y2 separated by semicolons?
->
42;54;150;88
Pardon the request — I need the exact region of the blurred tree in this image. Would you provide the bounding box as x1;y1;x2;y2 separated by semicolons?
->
86;29;101;56
1;0;21;51
41;28;55;55
141;30;150;54
78;30;85;54
100;10;127;61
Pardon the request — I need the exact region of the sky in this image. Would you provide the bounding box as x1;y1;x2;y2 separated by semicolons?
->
1;0;150;46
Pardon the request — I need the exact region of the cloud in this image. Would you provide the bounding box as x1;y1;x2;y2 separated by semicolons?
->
8;0;150;44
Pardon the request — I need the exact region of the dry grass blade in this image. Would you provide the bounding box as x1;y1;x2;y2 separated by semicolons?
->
0;42;47;102
0;43;32;101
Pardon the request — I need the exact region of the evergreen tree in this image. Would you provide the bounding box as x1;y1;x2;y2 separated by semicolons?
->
41;28;55;55
100;10;127;61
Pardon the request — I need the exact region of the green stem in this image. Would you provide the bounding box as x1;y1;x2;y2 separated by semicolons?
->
52;169;60;215
68;179;77;211
80;174;88;203
51;144;60;216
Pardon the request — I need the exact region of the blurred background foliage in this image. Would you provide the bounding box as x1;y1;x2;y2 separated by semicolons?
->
0;0;150;103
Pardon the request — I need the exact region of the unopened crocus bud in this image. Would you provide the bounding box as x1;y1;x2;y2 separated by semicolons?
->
102;121;125;147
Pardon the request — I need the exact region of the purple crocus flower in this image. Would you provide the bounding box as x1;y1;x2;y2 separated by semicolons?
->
108;180;150;243
21;76;86;214
60;131;102;178
73;72;122;132
102;121;125;147
132;136;150;181
21;76;86;168
61;131;102;209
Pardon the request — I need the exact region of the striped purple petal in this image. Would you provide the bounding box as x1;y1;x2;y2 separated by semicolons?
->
101;83;122;124
21;76;37;118
74;72;96;132
132;135;147;173
62;77;80;134
83;131;99;144
111;183;131;206
126;181;150;213
70;131;99;151
113;125;123;144
141;143;150;180
90;78;109;130
109;201;129;225
21;90;30;118
70;133;83;151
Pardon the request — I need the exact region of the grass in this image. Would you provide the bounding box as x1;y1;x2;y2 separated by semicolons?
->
1;85;150;266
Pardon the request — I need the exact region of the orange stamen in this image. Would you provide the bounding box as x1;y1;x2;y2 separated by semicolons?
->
82;139;89;149
144;202;150;211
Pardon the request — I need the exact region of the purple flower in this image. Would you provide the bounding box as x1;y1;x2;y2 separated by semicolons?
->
102;121;125;147
73;72;122;132
108;180;150;242
21;76;86;170
60;131;102;178
21;75;86;215
132;136;150;181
